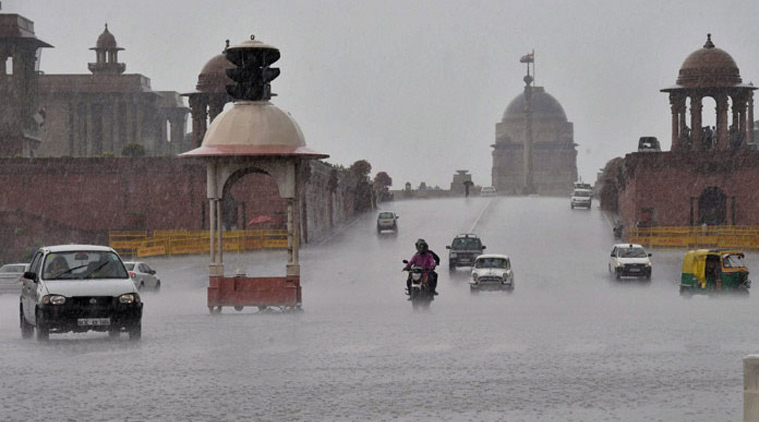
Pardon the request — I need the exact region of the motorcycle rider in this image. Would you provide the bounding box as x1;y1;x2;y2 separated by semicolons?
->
405;239;439;296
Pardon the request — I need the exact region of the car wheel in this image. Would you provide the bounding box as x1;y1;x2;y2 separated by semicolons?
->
615;270;621;280
128;322;142;341
20;306;33;339
679;287;692;298
234;306;244;311
35;309;49;342
470;286;479;294
138;281;145;291
154;280;161;292
209;306;222;315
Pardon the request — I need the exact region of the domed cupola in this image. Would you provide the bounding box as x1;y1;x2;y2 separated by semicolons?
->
502;87;567;122
676;34;741;88
196;53;234;94
88;24;126;75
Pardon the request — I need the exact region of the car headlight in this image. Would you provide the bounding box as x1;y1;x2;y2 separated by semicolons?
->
616;262;621;267
472;273;478;282
43;295;66;305
647;262;652;267
119;293;141;304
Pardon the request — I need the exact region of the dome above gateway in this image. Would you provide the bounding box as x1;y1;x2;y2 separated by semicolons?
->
502;87;567;121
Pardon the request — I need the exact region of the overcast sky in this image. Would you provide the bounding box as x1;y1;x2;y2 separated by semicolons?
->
5;0;759;188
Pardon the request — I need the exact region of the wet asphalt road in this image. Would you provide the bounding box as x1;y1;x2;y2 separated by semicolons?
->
1;196;758;421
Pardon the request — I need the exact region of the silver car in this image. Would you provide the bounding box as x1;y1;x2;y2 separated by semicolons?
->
0;263;29;294
124;261;161;291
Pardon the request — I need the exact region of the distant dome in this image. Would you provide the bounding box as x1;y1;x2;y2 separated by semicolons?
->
676;34;741;88
94;24;120;50
196;53;234;93
502;87;567;121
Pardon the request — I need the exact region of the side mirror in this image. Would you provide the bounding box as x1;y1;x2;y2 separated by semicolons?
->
445;246;451;249
23;271;37;283
648;253;652;257
149;270;156;275
482;246;487;250
402;260;409;264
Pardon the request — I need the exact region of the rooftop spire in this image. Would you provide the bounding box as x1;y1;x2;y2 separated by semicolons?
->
704;33;714;49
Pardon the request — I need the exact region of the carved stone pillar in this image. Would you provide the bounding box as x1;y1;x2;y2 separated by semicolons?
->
670;95;680;151
690;95;703;151
715;93;728;150
749;93;755;148
188;94;208;149
85;103;95;155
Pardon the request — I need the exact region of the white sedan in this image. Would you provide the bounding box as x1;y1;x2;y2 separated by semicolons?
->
124;261;161;291
470;254;514;292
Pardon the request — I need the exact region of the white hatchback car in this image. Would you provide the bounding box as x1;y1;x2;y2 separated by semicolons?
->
20;245;143;341
470;254;514;292
609;243;652;280
570;188;593;209
481;186;497;197
124;261;161;291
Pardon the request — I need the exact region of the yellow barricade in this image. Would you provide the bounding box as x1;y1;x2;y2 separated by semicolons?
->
627;225;759;250
110;229;289;257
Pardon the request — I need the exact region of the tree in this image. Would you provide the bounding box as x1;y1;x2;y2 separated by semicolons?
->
349;160;373;212
373;171;393;202
121;143;146;157
373;171;392;189
349;160;372;179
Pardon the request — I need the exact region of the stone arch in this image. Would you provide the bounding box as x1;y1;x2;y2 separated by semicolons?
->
222;166;286;230
698;186;727;225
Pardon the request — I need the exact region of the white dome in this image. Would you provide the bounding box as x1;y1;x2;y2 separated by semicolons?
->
182;101;327;158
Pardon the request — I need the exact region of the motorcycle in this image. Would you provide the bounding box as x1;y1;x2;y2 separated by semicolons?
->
613;222;624;240
403;260;434;309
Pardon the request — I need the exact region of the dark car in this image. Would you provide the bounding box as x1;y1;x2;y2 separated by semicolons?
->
446;234;486;270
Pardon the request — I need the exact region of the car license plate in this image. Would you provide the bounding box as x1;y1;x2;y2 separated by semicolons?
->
77;318;110;326
629;268;640;272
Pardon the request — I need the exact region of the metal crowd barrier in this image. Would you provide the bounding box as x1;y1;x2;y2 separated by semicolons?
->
109;229;289;258
627;225;759;249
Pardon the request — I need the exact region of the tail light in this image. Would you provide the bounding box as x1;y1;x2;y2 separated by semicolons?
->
129;271;136;279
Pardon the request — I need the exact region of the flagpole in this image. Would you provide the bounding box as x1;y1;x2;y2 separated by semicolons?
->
532;49;536;86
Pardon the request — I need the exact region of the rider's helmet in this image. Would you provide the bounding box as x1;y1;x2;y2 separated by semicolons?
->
415;238;429;253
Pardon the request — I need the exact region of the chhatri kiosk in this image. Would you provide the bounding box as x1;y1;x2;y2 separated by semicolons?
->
182;36;327;313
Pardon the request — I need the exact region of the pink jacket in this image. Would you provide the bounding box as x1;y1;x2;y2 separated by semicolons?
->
406;252;436;271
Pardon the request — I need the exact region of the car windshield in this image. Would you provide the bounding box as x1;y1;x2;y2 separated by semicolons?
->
618;247;647;258
573;190;592;197
475;258;508;269
43;251;129;280
723;253;746;268
452;237;481;249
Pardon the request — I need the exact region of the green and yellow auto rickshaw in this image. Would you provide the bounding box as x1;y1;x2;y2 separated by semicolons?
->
679;249;751;297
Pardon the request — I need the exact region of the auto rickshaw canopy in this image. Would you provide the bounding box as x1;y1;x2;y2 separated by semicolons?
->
682;249;746;281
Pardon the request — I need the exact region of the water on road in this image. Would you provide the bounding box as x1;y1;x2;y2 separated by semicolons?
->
1;197;757;421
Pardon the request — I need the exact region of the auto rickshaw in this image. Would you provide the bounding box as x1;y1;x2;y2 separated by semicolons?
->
679;249;751;297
